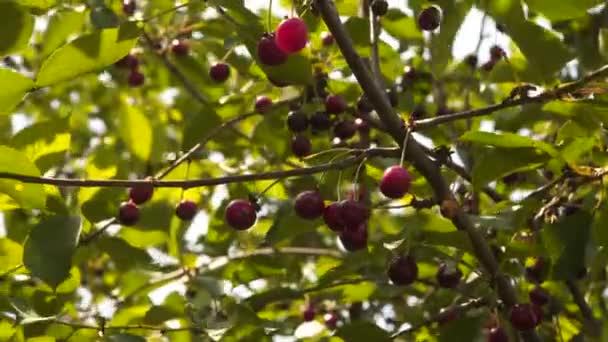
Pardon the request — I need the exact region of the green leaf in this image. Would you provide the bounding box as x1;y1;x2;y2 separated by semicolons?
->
0;2;34;56
36;22;141;87
258;54;313;85
118;105;152;161
471;147;549;190
380;10;423;41
0;68;33;115
15;0;56;10
336;322;392;342
90;6;120;29
0;238;23;273
592;202;608;248
525;0;603;21
461;131;558;156
542;211;592;280
439;315;484;342
0;145;46;209
23;215;81;288
560;137;597;164
103;334;146;342
98;237;154;272
41;9;86;59
11;118;71;172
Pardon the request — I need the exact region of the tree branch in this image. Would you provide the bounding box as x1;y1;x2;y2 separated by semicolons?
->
315;1;540;340
565;279;602;337
413;64;608;130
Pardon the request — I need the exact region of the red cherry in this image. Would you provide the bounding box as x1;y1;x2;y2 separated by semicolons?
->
346;185;370;203
490;45;506;61
321;31;334;46
255;96;273;114
115;53;139;69
333;120;357;140
436;263;462;289
437;308;458;326
481;60;496;72
275;17;309;54
303;305;315;321
529;286;550;306
122;0;136;16
509;303;540;331
339;199;371;228
128;182;154;205
294;190;325;220
380;166;412;199
118;201;139;226
323;202;345;232
371;0;389;16
324;312;339;329
487;326;509;342
287;110;309;133
291;135;312;158
257;33;288;66
339;222;368;251
171;40;189;56
128;70;144;87
310;111;332;131
387;255;418;285
175;200;198;221
209;62;230;83
325;94;347;114
356;95;373;114
417;5;442;31
225;199;257;230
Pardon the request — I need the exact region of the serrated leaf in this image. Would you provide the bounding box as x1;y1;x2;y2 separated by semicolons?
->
0;145;46;209
118;105;152;161
0;2;34;57
23;215;81;288
41;9;86;58
0;68;34;115
36;22;140;86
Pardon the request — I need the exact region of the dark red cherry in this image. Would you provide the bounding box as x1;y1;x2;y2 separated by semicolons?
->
321;31;334;46
464;54;478;69
339;199;371;228
371;0;388;16
294;190;325;220
115;53;139;69
291;135;312;158
118;201;139;226
323;202;345;232
257;33;288;66
487;326;509;342
171;40;189;56
275;17;309;54
209;62;230;83
175;200;198;221
388;255;418;285
417;5;442;31
325;94;347;114
339;222;368;251
122;0;136;16
324;311;339;329
255;96;273;113
509;303;540;331
355;118;370;134
436;263;462;289
490;45;506;61
225;199;257;230
357;95;373;114
287;110;309;132
303;304;315;321
437;308;458;326
310;111;332;131
128;182;154;205
529;286;550;306
481;60;496;72
128;70;144;87
380;166;412;199
333;120;357;140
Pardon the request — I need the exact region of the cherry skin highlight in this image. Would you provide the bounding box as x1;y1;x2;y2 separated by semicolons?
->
487;326;509;342
209;62;230;83
225;199;257;230
255;96;273;113
387;255;418;285
275;17;309;54
286;110;309;132
380;166;412;198
436;263;463;289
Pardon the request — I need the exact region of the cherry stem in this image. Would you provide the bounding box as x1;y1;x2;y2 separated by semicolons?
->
140;2;191;23
259;178;283;196
267;0;274;33
399;126;411;167
180;160;191;200
220;46;236;62
352;156;368;201
336;170;343;201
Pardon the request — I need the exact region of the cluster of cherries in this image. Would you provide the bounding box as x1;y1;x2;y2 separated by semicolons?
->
256;17;309;67
302;304;340;330
118;180;199;226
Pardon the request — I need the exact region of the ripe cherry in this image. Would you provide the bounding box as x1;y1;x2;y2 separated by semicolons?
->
481;60;496;72
115;54;139;69
118;201;139;226
339;222;368;251
225;199;257;230
529;286;550;306
122;0;136;16
388;255;418;285
128;182;154;205
490;45;506;61
128;70;144;87
310;111;332;131
346;184;370;203
291;135;312;158
436;263;462;289
323;202;345;232
294;190;325;220
321;31;334;46
437;308;458;326
255;96;273;114
175;200;198;221
333;120;357;140
339;199;371;228
303;304;315;322
324;312;339;329
380;166;412;199
464;54;478;69
325;94;347;114
209;62;230;83
287;110;309;132
417;5;442;31
509;303;540;331
275;17;309;54
355;118;370;134
171;40;189;56
371;0;388;16
357;95;373;114
257;33;288;66
487;326;509;342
